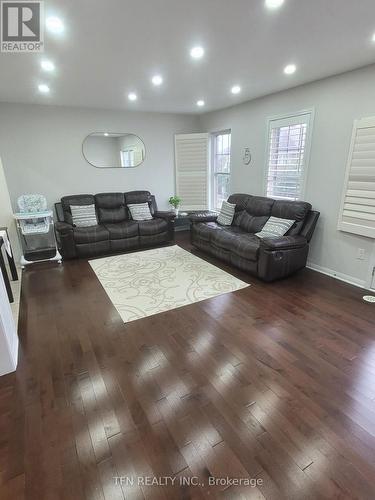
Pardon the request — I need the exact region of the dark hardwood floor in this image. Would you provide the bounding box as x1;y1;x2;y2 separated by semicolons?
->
1;231;375;499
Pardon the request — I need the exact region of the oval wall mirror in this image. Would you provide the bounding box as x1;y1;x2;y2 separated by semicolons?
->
82;132;146;168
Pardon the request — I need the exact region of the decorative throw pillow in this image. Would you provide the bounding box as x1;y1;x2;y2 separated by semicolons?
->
255;216;295;239
128;202;153;221
70;204;98;227
217;201;236;226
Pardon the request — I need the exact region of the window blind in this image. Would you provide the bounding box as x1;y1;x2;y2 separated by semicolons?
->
212;131;231;210
266;113;311;200
174;133;209;210
338;116;375;238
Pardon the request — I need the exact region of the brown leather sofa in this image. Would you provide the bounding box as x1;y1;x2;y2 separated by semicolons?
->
190;193;319;282
55;191;175;259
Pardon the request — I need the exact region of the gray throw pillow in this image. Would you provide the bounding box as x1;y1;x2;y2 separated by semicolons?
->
128;202;153;221
70;204;98;227
217;201;236;226
256;216;295;239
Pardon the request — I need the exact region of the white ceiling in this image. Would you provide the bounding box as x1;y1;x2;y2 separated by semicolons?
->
1;0;375;114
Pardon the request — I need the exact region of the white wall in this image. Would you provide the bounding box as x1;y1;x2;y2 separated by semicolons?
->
0;157;20;259
0;102;199;211
199;65;375;288
0;272;18;376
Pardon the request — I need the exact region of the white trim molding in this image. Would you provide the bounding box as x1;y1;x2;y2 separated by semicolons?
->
307;261;367;290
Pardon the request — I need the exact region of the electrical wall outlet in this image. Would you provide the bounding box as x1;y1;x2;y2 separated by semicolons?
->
357;248;366;260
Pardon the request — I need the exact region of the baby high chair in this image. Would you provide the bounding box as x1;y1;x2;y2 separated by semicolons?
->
14;194;62;267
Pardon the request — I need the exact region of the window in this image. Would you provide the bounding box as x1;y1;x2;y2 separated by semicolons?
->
265;112;313;200
212;130;231;210
120;149;135;167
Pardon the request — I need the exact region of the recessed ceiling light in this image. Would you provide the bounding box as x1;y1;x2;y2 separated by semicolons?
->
46;16;64;34
197;100;205;107
151;75;163;86
231;85;241;94
38;84;50;94
128;92;137;101
265;0;285;9
104;132;109;136
190;46;204;59
40;59;55;72
284;63;296;75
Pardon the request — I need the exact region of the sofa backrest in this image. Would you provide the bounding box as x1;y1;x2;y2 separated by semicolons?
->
229;194;275;234
95;193;127;224
271;199;312;236
60;191;158;225
228;193;313;236
124;191;157;215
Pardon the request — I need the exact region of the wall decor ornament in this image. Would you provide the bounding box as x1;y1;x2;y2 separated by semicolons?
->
243;147;252;165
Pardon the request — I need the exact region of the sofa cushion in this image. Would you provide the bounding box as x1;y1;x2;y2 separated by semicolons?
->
104;221;139;240
237;211;269;234
73;225;109;244
192;222;224;242
231;234;261;261
61;194;95;225
245;196;275;217
125;190;151;204
140;232;169;246
232;211;245;226
217;200;236;226
228;193;252;212
231;195;274;232
256;216;295;239
125;191;156;218
138;218;168;236
211;228;243;251
70;204;98;227
95;193;127;223
271;200;311;221
128;202;153;221
211;227;260;261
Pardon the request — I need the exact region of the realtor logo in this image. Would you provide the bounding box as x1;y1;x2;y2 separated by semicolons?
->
1;1;44;52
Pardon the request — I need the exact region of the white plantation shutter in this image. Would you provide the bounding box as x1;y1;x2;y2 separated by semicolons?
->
338;116;375;238
266;112;312;200
174;133;209;210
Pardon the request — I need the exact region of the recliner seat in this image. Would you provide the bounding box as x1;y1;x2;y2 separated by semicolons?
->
191;193;319;282
55;191;175;259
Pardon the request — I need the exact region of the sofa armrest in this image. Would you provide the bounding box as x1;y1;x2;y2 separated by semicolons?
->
55;221;74;235
153;211;175;242
258;236;309;282
190;214;218;223
154;211;176;221
55;221;76;259
260;235;307;251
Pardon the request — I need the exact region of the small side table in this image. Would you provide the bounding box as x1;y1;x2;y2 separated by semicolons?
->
174;211;218;231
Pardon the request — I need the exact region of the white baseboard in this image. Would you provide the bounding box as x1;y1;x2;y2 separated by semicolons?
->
306;262;368;290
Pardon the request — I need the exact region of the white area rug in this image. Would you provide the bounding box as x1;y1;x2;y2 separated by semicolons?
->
89;245;249;323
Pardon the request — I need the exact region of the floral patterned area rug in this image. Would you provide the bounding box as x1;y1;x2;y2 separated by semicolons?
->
89;245;249;323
